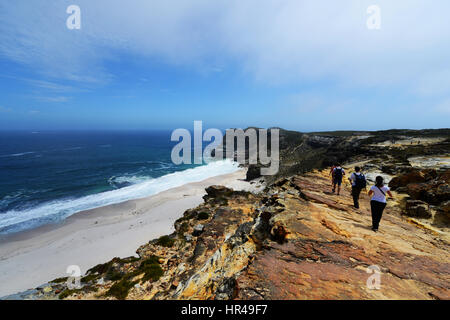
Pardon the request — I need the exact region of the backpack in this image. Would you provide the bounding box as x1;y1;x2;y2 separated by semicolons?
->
354;173;367;189
334;168;343;179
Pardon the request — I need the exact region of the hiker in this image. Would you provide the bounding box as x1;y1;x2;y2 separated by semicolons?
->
348;166;366;209
329;164;337;186
331;164;345;195
368;176;393;232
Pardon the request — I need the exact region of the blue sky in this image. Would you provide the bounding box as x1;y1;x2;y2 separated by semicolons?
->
0;0;449;131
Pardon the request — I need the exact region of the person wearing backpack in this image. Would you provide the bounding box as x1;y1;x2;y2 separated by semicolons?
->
368;176;393;232
348;166;366;209
331;164;345;195
329;164;337;186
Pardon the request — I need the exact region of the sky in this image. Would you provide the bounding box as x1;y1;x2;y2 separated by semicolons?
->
0;0;449;132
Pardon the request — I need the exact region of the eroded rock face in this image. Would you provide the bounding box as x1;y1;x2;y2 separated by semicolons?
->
389;170;431;189
41;166;447;301
405;200;432;219
234;171;449;300
389;168;449;219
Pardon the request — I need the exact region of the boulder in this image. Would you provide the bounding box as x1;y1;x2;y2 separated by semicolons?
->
435;200;450;226
204;185;233;197
246;164;262;181
389;170;429;190
405;183;428;201
435;183;450;203
390;168;447;205
405;200;432;219
193;224;204;236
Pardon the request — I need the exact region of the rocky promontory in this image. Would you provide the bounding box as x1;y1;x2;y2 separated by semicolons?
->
9;129;449;300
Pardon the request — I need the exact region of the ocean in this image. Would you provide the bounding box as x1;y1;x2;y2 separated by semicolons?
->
0;131;237;235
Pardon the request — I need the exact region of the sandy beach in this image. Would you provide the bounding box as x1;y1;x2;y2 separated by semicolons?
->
0;169;262;298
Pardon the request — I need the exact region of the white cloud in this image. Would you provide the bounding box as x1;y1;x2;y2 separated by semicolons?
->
1;0;450;97
25;80;76;92
35;96;72;103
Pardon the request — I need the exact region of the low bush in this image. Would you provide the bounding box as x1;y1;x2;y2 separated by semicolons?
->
155;235;175;247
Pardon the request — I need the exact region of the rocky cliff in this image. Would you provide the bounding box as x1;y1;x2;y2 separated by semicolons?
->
221;128;449;184
16;129;450;300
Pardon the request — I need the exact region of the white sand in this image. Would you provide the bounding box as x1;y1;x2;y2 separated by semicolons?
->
0;169;263;298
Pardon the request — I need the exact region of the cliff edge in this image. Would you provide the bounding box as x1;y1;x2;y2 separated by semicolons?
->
11;130;450;300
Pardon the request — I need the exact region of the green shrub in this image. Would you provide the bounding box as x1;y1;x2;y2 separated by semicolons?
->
87;259;115;275
121;256;140;263
87;256;139;275
140;264;164;283
81;273;100;283
136;255;164;283
105;279;136;300
58;288;82;300
197;211;210;220
58;286;98;299
50;277;68;284
105;268;123;281
155;235;175;247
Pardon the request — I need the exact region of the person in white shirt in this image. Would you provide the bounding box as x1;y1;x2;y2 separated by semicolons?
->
368;176;393;232
348;166;366;209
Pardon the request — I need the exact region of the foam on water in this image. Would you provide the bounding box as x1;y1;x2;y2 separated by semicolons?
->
0;159;240;235
0;151;36;158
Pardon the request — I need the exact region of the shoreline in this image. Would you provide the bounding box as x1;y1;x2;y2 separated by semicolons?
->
0;169;263;298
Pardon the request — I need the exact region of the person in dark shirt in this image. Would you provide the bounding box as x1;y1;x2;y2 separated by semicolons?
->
331;164;345;195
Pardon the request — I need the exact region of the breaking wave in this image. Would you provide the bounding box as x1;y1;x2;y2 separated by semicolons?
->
0;160;239;235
